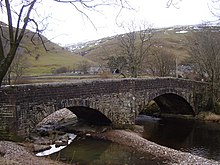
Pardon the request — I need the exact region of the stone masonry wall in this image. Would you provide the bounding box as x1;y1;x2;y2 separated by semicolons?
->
0;78;211;137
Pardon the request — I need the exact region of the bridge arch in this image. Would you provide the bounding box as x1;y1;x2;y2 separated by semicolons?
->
68;106;112;125
59;98;113;125
146;89;195;116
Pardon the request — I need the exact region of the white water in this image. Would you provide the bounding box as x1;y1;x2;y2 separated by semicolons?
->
36;133;77;156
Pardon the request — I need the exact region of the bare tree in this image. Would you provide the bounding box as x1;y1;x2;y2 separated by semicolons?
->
148;46;176;77
166;0;182;8
187;29;220;83
7;50;30;84
0;0;130;86
186;29;220;111
118;21;154;78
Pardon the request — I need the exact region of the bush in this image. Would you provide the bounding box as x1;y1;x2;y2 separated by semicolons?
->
53;67;68;74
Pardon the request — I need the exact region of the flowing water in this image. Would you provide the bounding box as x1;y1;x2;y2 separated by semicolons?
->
136;115;220;161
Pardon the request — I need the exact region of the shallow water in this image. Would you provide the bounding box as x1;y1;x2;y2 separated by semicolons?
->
136;115;220;161
49;137;168;165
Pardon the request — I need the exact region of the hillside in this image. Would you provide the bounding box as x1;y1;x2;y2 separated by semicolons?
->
2;21;220;77
66;25;220;65
0;21;95;76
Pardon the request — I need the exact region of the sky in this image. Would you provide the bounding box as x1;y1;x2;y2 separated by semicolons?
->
1;0;218;46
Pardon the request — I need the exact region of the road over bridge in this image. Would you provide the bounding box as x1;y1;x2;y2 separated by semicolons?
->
0;78;211;137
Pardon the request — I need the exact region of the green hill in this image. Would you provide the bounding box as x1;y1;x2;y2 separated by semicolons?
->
0;21;95;76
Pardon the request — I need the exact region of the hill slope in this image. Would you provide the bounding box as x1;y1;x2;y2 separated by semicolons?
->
66;25;220;65
0;21;95;76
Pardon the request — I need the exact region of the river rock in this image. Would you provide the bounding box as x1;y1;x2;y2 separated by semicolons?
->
37;108;76;127
55;140;68;147
32;144;52;152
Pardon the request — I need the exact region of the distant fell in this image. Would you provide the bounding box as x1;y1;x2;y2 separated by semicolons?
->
66;24;220;65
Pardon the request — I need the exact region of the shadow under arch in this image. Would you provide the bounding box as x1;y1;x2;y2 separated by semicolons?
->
153;93;195;116
68;106;112;125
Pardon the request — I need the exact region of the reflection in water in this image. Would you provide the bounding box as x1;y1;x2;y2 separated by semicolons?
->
136;115;220;161
49;137;168;165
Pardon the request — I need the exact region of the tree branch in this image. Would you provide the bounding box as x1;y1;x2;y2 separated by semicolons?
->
17;0;37;44
15;4;26;41
29;18;49;51
5;0;14;44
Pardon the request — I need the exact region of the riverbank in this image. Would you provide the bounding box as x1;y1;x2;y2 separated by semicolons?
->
92;128;220;165
0;141;68;165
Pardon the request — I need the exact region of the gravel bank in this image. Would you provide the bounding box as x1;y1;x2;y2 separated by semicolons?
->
92;129;220;165
0;141;67;165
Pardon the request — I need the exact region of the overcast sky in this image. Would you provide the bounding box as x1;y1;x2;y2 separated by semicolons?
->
1;0;218;46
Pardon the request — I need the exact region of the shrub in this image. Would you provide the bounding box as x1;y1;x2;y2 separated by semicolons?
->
53;67;68;74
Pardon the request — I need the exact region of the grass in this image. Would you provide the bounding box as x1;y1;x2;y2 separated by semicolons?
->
24;44;95;76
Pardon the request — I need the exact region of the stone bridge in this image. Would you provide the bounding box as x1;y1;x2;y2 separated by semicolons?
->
0;78;211;137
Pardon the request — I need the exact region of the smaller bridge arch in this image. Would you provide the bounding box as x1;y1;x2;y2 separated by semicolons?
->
68;106;112;125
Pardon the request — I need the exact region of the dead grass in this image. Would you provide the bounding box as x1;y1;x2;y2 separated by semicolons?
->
196;111;220;122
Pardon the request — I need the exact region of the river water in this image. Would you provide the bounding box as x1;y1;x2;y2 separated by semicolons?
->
136;115;220;161
48;137;168;165
46;115;220;164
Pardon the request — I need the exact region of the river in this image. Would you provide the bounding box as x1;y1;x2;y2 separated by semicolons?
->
1;114;219;164
44;115;220;164
48;137;168;165
136;115;220;161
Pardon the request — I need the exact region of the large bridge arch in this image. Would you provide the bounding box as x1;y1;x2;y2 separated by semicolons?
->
135;88;195;116
153;93;195;116
147;89;195;116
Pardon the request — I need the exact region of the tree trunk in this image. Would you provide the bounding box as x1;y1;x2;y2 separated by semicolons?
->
0;46;19;86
